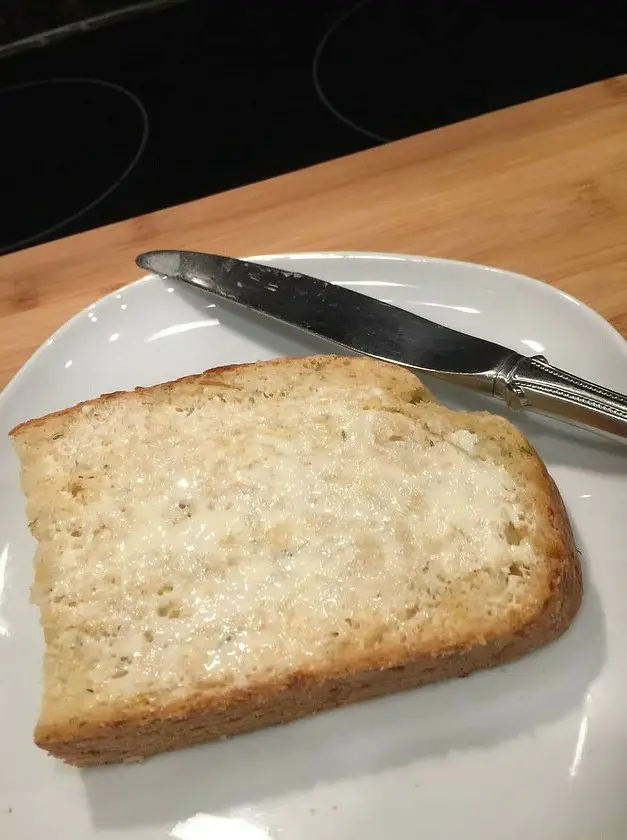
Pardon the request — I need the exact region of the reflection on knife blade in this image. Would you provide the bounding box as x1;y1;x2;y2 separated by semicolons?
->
135;250;627;443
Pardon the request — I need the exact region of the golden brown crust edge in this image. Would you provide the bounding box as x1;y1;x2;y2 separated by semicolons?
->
9;354;432;440
8;359;279;438
38;537;582;768
37;458;581;766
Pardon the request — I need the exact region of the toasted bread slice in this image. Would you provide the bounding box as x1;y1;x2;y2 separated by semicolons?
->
10;355;581;766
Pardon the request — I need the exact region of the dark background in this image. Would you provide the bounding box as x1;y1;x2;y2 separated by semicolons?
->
1;0;625;255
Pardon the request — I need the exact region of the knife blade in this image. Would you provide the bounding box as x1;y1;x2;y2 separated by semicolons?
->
136;250;627;443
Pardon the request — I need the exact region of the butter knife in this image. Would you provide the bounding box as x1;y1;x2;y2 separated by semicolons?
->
136;250;627;443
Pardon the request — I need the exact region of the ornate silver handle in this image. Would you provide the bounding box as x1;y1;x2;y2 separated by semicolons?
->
494;355;627;443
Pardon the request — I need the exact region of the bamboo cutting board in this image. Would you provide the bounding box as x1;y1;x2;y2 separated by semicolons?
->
1;76;626;389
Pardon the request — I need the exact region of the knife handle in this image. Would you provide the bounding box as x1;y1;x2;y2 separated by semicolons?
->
495;355;627;443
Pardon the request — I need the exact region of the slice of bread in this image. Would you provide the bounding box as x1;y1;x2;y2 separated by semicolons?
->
10;355;581;766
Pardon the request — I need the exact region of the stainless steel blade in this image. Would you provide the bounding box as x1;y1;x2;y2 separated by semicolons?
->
136;250;627;442
136;250;511;394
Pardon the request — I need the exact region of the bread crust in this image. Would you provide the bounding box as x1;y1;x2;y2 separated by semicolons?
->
36;471;581;766
10;355;432;439
11;355;582;766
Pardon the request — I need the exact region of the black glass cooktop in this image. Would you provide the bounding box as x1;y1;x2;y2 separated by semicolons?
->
1;0;624;255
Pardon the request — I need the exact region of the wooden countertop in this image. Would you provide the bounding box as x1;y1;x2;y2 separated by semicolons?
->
1;76;626;389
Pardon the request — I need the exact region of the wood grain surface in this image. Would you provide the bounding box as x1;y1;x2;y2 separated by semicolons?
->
1;77;626;389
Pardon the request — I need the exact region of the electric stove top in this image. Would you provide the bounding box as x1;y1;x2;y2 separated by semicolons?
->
1;0;623;255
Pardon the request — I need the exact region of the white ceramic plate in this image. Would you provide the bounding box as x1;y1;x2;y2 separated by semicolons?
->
1;252;626;840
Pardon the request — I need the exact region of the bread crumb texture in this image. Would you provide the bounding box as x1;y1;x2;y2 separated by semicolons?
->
10;355;580;764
